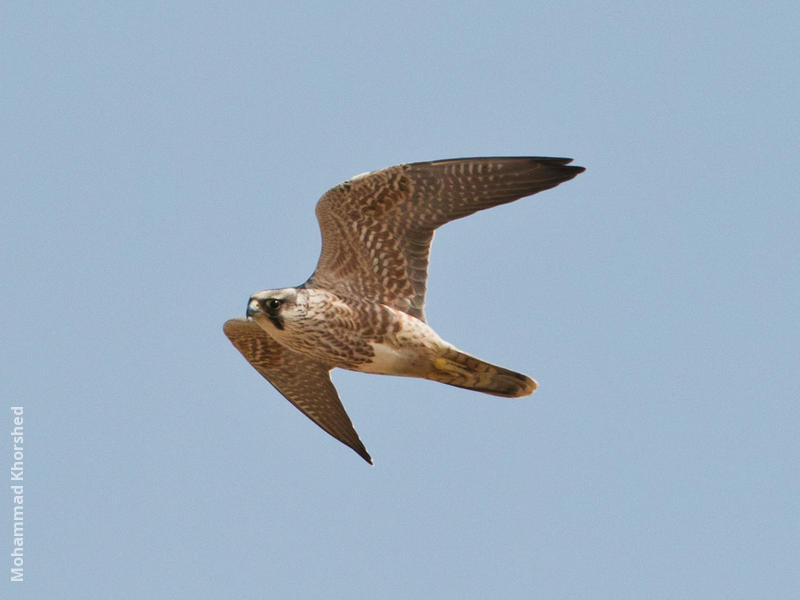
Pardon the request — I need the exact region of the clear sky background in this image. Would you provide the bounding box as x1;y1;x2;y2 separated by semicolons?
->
2;2;798;598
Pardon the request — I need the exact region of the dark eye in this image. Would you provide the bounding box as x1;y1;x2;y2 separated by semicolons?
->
267;298;282;311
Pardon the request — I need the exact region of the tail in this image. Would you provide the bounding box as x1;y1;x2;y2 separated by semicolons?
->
426;347;537;398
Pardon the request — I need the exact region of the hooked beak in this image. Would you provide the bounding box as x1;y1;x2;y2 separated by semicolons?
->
246;297;262;318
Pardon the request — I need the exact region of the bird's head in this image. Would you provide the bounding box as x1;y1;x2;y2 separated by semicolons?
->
247;288;304;332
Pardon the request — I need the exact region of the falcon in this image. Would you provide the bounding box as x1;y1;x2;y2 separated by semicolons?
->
224;156;584;464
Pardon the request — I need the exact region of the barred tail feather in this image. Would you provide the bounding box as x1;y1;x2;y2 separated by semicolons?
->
426;348;537;398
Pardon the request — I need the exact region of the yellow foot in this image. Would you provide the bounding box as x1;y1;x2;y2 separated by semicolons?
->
432;357;473;378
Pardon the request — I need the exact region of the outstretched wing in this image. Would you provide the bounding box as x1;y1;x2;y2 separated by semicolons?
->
223;318;372;464
306;156;584;321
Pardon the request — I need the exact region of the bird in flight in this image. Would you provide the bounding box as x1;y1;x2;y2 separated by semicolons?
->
224;157;584;464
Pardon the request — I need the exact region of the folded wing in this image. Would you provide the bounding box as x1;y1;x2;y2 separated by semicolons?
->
223;318;372;464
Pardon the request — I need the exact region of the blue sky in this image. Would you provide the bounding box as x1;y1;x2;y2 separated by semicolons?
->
2;2;798;598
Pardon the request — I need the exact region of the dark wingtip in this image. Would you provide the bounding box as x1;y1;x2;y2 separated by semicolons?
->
562;165;586;180
360;449;374;465
541;157;585;172
352;441;373;465
532;156;575;164
531;157;586;174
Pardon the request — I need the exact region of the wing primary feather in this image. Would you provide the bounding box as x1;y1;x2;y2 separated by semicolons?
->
223;318;372;464
308;156;584;319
